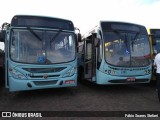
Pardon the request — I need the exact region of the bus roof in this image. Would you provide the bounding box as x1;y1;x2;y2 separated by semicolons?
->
100;21;145;27
100;21;146;32
83;21;147;39
10;15;75;31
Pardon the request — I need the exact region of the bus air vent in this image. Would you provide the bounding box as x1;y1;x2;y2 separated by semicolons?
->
33;80;58;86
23;67;67;73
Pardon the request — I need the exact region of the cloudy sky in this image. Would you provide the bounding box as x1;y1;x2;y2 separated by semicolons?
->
0;0;160;49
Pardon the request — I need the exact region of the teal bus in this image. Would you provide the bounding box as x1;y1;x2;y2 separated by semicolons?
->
0;15;80;91
78;21;152;84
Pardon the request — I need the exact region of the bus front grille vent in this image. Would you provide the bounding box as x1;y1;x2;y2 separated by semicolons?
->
29;75;60;78
23;67;67;73
33;80;58;86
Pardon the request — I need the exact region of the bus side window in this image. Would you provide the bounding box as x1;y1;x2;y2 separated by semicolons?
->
86;42;92;60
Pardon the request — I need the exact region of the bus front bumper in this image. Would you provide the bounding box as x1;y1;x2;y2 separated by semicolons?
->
96;70;151;85
7;74;77;92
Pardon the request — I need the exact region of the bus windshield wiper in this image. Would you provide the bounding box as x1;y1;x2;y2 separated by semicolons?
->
124;34;130;54
113;30;129;53
50;29;62;44
131;32;140;51
27;27;42;41
132;32;140;43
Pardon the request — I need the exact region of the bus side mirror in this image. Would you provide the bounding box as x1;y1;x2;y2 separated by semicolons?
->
0;30;5;42
92;33;100;47
94;38;100;47
77;33;82;42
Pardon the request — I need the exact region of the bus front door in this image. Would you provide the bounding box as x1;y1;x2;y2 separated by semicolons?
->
84;36;96;81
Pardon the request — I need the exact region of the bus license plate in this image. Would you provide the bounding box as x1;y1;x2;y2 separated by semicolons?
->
127;78;136;82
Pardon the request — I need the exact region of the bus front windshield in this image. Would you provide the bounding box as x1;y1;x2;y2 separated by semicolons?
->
10;29;75;64
104;31;151;67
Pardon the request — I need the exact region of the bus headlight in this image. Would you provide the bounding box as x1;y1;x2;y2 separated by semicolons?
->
63;67;77;77
9;68;27;79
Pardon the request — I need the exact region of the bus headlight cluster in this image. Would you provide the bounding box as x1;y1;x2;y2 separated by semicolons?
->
9;68;27;79
63;67;77;77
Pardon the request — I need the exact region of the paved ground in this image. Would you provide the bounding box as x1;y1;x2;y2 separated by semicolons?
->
0;80;160;120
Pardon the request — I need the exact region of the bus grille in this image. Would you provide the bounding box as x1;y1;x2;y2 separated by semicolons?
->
23;67;67;73
30;75;60;78
33;80;58;86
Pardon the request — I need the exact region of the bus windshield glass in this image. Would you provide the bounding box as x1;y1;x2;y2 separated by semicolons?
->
104;31;151;67
10;29;75;64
